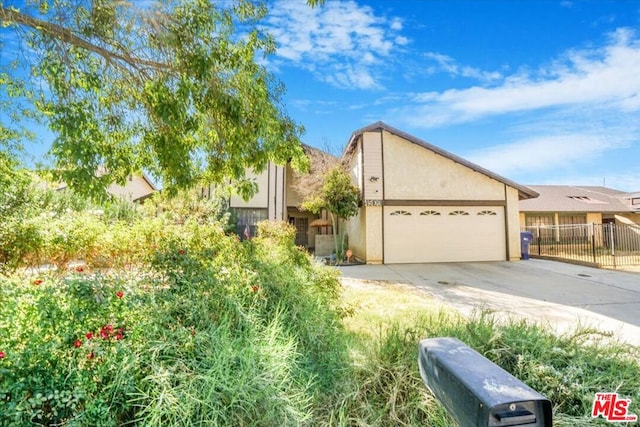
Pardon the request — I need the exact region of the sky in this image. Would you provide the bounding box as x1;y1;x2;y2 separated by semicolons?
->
262;0;640;192
2;0;640;192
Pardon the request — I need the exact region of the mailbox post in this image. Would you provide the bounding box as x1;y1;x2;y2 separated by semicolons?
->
418;337;552;426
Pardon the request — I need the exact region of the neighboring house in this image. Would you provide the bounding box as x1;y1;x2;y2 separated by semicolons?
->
519;185;640;241
341;121;538;264
106;174;157;203
53;173;157;203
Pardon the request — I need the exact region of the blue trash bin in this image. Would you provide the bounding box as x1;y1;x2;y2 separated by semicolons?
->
520;231;534;260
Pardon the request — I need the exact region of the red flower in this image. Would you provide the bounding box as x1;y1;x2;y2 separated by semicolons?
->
179;249;185;255
115;333;123;341
0;351;5;359
75;266;84;273
252;285;259;293
74;340;82;348
86;332;93;340
88;351;94;360
116;291;124;299
100;331;109;340
33;279;43;286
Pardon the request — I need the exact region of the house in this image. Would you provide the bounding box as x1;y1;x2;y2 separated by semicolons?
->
340;121;538;264
222;122;539;263
221;144;337;251
519;185;640;242
50;173;157;203
106;174;157;203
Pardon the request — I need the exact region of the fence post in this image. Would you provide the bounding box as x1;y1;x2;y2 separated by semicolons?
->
591;223;597;264
609;223;616;269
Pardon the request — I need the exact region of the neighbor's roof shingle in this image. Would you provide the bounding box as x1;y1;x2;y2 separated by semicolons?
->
519;185;634;213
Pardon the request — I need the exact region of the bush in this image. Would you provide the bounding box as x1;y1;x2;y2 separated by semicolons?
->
1;218;350;426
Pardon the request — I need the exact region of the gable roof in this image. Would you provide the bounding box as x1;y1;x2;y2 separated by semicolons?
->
342;121;538;200
520;185;638;213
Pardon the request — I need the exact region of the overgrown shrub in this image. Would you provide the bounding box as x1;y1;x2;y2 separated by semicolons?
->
1;217;350;426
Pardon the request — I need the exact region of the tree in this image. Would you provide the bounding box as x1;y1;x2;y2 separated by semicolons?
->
0;0;313;198
301;166;360;264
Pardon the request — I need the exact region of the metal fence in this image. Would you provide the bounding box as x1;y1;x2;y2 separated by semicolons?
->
522;223;640;268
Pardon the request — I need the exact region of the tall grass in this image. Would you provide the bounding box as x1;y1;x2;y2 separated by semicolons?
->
330;280;640;426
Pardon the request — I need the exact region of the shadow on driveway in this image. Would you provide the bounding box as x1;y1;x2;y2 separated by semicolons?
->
338;259;640;345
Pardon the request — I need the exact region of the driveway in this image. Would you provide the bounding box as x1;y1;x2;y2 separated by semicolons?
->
338;259;640;346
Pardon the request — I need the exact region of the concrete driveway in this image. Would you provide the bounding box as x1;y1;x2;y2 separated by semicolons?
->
338;259;640;346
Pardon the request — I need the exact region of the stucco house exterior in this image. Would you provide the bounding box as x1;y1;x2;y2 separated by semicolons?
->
106;174;157;203
53;173;157;203
340;122;538;264
223;122;539;263
220;145;336;252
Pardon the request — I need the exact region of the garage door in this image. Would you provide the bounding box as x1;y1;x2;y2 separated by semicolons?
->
384;206;506;263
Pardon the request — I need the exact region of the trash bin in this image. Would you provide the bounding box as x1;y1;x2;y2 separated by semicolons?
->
520;231;534;260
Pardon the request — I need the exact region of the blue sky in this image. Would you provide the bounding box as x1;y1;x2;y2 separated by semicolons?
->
3;0;640;192
264;0;640;191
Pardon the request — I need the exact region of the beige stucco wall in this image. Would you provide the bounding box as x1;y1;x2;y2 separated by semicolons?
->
107;176;155;202
345;207;367;262
229;163;286;220
363;132;383;200
364;206;383;263
230;168;270;208
505;186;521;261
381;131;504;200
586;212;602;224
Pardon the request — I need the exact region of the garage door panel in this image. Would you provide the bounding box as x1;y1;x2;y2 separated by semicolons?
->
384;206;505;263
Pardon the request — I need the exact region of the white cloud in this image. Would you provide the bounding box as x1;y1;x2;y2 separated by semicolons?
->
466;132;624;177
401;28;640;128
265;0;407;89
423;52;503;82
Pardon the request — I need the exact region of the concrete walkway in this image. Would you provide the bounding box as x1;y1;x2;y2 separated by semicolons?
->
338;259;640;347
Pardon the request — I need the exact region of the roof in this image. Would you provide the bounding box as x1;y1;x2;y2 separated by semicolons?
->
519;185;638;213
341;121;539;200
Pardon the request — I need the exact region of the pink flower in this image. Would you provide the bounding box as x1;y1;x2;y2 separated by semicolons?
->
74;340;82;348
0;351;5;359
115;333;123;341
86;332;93;340
116;291;124;299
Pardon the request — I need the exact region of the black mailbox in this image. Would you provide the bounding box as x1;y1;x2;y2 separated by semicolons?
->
418;337;552;426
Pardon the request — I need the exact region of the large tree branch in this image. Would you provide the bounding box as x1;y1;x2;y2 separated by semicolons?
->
1;6;171;73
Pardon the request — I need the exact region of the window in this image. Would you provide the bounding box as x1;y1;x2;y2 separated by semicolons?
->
420;210;441;216
449;210;469;216
632;198;640;206
477;210;497;216
566;196;606;204
232;208;268;238
559;214;588;241
390;210;411;216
